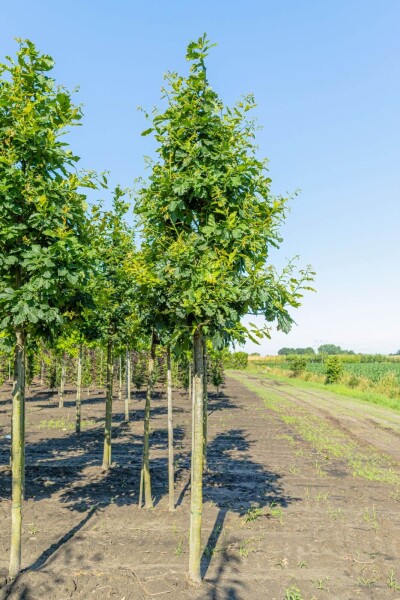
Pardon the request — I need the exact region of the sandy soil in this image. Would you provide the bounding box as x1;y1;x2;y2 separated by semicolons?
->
0;373;400;600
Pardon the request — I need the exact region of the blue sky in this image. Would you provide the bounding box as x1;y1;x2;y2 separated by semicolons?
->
1;1;399;354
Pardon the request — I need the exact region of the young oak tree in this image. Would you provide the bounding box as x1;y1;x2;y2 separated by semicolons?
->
136;35;314;583
0;39;96;579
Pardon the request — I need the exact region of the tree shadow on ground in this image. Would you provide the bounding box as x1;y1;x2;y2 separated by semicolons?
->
200;428;299;599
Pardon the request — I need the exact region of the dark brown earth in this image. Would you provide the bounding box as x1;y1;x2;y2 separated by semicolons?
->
1;372;400;600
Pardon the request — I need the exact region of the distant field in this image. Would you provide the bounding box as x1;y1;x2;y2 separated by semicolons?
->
248;354;400;387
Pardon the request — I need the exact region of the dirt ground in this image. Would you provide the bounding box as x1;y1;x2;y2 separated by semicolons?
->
1;372;400;600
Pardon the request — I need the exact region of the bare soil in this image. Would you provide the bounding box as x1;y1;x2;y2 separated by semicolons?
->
1;373;400;600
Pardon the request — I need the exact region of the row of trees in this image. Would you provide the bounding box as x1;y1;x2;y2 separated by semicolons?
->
0;36;313;583
278;344;355;355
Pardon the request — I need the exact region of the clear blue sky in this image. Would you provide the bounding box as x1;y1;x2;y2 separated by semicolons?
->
1;1;399;354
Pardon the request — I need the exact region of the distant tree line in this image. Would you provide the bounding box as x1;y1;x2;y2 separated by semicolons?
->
278;344;355;356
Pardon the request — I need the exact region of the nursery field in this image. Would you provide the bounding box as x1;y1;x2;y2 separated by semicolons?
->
1;374;400;599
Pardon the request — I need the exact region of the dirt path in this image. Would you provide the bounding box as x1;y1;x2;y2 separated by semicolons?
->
244;371;400;462
1;375;400;599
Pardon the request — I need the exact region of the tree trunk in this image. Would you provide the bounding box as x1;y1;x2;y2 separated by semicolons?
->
59;355;66;408
202;340;208;473
139;335;155;508
102;340;114;469
167;347;174;511
75;344;83;434
9;328;25;579
188;329;204;583
40;359;44;386
118;356;122;402
125;348;131;422
188;362;192;402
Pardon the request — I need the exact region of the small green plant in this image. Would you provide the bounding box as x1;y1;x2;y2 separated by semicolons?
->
244;505;264;523
268;501;284;524
238;539;254;557
287;356;307;376
285;586;304;600
325;356;342;384
357;565;376;587
297;561;307;568
27;523;38;535
387;569;400;591
311;577;330;591
363;506;378;531
327;506;343;520
174;538;184;556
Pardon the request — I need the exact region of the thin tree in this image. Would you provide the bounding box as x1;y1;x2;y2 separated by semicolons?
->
136;35;314;583
88;188;137;470
0;40;95;579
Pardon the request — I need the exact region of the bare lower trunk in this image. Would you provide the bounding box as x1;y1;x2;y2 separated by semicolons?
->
202;340;208;473
59;355;66;408
167;347;174;511
102;340;114;469
118;356;122;401
76;344;83;434
188;362;192;402
9;328;25;579
188;329;204;583
125;349;131;422
139;335;155;509
40;359;44;386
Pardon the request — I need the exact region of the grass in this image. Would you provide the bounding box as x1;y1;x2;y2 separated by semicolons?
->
39;417;96;431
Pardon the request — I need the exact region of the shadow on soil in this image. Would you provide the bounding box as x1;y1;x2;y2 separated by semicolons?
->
1;381;294;600
200;425;296;599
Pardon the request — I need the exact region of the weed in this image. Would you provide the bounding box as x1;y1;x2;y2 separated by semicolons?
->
316;491;330;502
387;569;400;591
311;577;330;591
27;523;38;535
285;586;304;600
238;538;254;557
357;565;376;587
297;561;307;568
244;505;264;523
174;538;184;556
268;501;284;524
327;506;343;520
363;506;378;531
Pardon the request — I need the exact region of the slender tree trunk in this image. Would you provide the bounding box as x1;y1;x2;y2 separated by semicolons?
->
99;349;103;387
189;329;204;584
167;347;174;511
188;362;192;402
102;339;114;469
202;340;208;473
139;335;155;508
8;359;12;382
59;355;66;408
125;348;131;422
40;359;44;386
9;328;25;579
76;344;83;434
118;356;122;402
